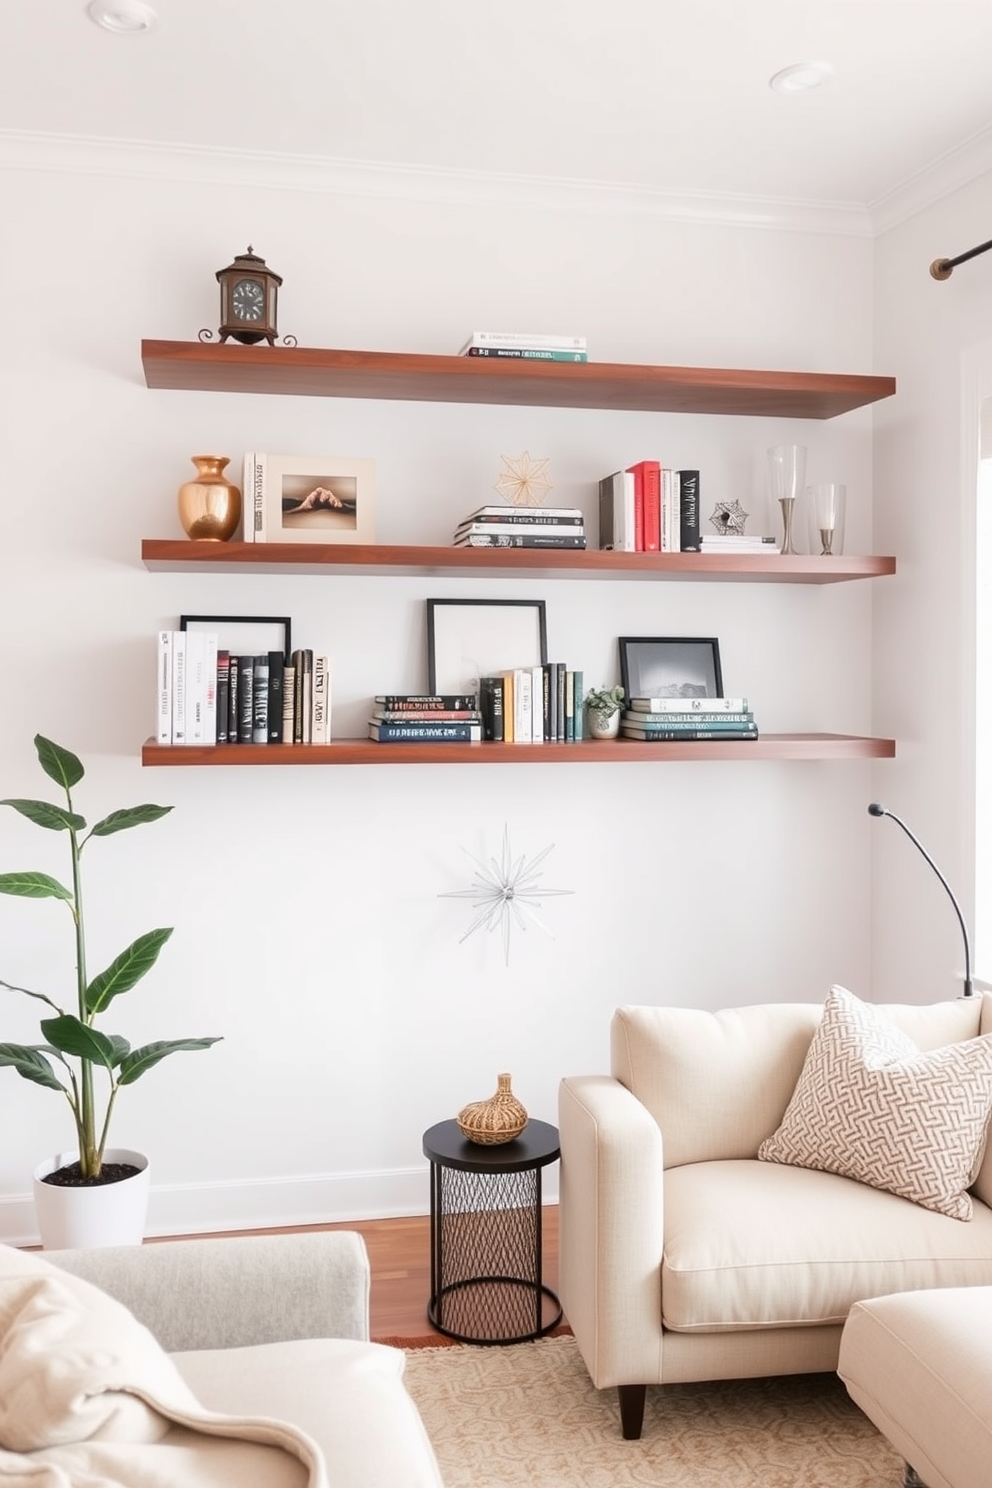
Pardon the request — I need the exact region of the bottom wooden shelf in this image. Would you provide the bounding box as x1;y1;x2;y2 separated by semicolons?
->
141;734;895;766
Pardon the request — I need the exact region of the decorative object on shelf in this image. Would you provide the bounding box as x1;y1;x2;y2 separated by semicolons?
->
243;451;375;545
618;636;724;703
199;247;297;348
177;454;242;541
707;498;749;536
456;1072;529;1145
806;482;847;555
0;736;221;1246
585;684;625;739
494;451;553;508
767;444;807;555
439;824;573;966
427;597;548;694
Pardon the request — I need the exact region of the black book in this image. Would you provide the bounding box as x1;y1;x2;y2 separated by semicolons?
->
215;651;230;745
227;652;239;743
678;469;701;552
237;655;255;744
267;651;285;743
479;676;505;742
252;655;269;744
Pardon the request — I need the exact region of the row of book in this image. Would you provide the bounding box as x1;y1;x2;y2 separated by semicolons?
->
367;670;585;744
452;504;587;550
619;696;760;742
599;464;701;552
458;330;588;363
156;631;331;745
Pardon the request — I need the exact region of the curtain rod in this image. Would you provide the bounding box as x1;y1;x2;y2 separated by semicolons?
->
930;236;992;280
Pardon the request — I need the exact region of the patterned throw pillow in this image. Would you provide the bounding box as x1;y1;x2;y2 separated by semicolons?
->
758;985;992;1220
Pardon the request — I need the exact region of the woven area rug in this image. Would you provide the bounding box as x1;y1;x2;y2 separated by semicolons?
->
401;1335;903;1488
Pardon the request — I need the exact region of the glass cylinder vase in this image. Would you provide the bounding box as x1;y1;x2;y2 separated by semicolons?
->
805;482;847;556
767;444;808;555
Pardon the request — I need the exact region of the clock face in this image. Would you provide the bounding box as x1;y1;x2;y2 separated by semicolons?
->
231;277;265;322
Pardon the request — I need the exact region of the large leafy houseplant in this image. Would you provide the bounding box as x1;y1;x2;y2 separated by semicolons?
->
0;736;220;1182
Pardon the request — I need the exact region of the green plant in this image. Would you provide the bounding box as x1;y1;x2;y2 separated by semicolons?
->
0;736;221;1180
585;684;625;718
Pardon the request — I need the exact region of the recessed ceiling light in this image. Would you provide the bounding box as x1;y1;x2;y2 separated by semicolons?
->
769;61;833;94
86;0;158;34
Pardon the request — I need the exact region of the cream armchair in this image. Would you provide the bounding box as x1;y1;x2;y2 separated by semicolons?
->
558;996;992;1438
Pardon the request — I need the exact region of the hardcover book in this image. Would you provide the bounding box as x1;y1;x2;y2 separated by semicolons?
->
156;630;173;745
374;694;478;710
266;651;284;743
678;469;701;551
621;712;755;730
463;505;583;521
627;696;749;713
171;629;187;745
464;346;588;361
251;654;269;743
621;726;759;741
281;664;296;744
368;721;483;742
215;650;230;745
312;653;330;744
458;331;587;353
237;654;255;744
452;533;586;549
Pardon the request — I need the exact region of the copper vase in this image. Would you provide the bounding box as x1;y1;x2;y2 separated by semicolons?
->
177;455;241;541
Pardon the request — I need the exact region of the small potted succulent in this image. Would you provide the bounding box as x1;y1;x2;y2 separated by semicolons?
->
0;735;221;1247
585;684;625;739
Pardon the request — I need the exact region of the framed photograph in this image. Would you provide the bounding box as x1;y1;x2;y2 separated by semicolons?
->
427;598;548;693
618;636;723;702
181;614;292;663
254;453;375;545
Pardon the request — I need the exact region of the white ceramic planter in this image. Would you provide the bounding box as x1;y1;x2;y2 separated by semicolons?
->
33;1148;150;1250
587;709;620;739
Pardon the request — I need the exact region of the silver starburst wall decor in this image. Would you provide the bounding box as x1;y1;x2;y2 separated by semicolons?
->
439;825;573;966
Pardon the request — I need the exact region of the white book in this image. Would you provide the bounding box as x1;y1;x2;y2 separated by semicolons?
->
282;665;296;744
241;452;255;542
185;630;206;743
311;654;329;744
513;667;532;743
201;632;218;745
627;696;750;714
531;664;545;743
171;630;188;745
621;470;636;552
156;630;173;744
252;654;269;743
247;451;266;542
460;331;587;352
662;467;680;553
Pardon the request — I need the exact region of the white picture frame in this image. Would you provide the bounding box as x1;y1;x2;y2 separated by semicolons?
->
251;453;375;545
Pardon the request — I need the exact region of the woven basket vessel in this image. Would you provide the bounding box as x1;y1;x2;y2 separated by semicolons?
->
456;1073;528;1145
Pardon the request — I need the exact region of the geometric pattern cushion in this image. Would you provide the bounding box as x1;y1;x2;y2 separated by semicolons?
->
758;985;992;1220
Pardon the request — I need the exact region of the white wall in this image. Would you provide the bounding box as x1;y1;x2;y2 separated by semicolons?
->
872;172;992;1000
0;143;882;1242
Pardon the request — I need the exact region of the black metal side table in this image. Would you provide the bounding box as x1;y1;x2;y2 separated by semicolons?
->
423;1117;562;1345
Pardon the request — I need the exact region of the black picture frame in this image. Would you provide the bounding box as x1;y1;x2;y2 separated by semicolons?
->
181;614;292;663
427;598;548;694
618;636;723;702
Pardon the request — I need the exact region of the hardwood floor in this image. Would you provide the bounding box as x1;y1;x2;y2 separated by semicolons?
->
188;1207;559;1342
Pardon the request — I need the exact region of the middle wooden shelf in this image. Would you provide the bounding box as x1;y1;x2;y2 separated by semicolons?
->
141;540;895;584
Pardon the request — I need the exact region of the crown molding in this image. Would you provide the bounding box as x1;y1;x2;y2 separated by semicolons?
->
870;125;992;236
0;128;872;238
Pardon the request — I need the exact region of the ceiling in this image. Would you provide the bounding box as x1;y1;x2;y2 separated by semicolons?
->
3;1;992;217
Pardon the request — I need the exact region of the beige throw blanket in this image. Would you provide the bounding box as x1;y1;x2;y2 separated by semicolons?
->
0;1246;328;1487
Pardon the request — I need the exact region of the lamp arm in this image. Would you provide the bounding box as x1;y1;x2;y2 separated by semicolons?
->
869;805;973;998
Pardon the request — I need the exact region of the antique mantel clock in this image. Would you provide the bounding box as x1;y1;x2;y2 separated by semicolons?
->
206;247;287;346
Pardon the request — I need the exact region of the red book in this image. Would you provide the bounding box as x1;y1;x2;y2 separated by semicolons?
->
627;460;660;551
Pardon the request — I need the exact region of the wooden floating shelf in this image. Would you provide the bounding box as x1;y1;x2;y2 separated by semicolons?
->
141;540;896;585
142;735;896;767
140;341;896;420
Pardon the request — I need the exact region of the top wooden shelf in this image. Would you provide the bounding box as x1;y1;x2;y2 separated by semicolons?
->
140;341;896;420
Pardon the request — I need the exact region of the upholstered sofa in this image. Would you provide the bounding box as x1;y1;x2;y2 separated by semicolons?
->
1;1230;444;1486
558;991;992;1439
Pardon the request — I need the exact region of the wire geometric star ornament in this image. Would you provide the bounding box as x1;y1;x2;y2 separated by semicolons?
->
439;825;573;966
494;451;553;508
708;498;750;535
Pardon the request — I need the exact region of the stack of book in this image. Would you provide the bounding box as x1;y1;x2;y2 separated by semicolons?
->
368;695;482;743
156;632;331;746
453;505;586;549
620;696;759;741
479;665;584;742
598;465;701;552
458;331;587;362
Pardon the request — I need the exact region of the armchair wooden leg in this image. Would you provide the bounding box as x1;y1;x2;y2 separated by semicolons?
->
618;1383;647;1440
